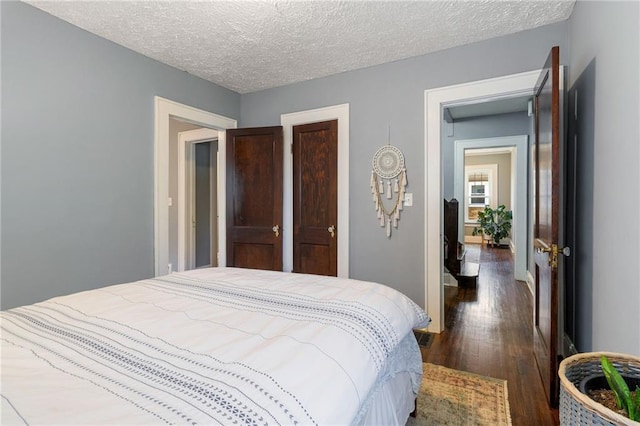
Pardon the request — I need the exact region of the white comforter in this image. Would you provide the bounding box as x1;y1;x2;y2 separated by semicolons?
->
1;268;429;425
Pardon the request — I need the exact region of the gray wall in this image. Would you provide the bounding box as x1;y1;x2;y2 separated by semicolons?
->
568;0;640;355
240;23;568;305
441;111;532;200
1;2;240;309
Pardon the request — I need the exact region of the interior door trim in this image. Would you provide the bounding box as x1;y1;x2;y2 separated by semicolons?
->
177;128;219;272
281;104;350;277
154;96;237;276
424;70;540;333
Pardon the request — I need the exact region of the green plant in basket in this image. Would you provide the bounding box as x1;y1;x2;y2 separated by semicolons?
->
601;355;640;421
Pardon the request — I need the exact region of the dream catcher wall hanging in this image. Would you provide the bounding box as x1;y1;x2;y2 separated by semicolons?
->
370;143;408;237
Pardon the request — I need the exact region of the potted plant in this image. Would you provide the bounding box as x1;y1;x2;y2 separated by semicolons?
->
559;352;640;425
471;205;512;247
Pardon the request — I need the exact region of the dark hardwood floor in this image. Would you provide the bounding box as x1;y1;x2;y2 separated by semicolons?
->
421;244;559;426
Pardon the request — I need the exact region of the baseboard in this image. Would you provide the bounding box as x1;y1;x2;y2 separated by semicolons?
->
464;235;483;244
526;271;535;295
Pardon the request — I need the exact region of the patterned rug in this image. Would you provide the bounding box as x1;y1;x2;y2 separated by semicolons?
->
406;363;512;426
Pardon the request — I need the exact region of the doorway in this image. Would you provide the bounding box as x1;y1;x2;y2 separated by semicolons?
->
424;70;540;332
154;96;237;276
454;136;529;282
194;141;216;268
177;128;220;271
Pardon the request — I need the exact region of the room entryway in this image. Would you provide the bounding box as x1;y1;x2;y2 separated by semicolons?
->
192;140;217;268
422;243;560;425
154;96;237;276
178;128;220;271
424;69;540;333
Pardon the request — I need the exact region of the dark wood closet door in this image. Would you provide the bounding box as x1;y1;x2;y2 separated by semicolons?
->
293;120;338;276
226;126;283;271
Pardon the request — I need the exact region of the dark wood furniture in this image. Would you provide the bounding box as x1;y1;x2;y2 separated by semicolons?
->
443;198;479;288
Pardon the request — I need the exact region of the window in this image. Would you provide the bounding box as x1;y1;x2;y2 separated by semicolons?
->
465;165;497;222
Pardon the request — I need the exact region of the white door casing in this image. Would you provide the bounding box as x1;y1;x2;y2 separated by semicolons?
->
154;96;237;276
424;70;540;333
281;104;350;277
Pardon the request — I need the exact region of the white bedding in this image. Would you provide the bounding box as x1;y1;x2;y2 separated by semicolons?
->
1;267;429;425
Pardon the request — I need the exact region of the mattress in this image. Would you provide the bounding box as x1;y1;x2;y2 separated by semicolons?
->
1;267;429;425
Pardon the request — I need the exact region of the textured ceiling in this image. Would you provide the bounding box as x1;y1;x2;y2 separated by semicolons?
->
25;1;575;94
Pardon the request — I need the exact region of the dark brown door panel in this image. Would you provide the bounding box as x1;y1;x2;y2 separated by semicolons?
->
533;46;562;408
293;120;338;276
226;126;283;271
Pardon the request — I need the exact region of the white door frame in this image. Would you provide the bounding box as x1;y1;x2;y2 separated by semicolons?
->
454;136;529;282
154;96;237;276
424;70;539;332
177;128;219;272
280;104;350;277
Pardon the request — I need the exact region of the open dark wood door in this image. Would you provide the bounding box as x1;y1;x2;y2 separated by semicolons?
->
226;126;283;270
292;120;338;276
533;46;562;407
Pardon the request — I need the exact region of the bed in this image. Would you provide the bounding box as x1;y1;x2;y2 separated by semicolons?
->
1;267;429;425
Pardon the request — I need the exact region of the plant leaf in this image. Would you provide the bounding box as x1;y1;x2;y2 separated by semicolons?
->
601;356;634;417
633;386;640;421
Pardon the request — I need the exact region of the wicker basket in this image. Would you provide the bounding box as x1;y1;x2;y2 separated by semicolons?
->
559;352;640;425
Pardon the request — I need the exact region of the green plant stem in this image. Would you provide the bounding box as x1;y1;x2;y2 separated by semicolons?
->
601;355;639;420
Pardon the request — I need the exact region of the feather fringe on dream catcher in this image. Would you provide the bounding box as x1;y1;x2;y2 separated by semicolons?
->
370;144;408;238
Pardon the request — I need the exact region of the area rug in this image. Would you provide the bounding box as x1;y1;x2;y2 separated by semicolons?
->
406;363;512;426
413;329;434;349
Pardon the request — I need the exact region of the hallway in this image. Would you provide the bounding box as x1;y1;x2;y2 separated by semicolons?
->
422;244;559;425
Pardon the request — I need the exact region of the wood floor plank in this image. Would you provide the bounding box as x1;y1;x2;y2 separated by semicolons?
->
421;244;559;425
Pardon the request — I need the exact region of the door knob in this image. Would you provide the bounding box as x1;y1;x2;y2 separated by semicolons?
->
272;225;280;237
327;225;336;238
537;243;570;268
536;245;552;254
